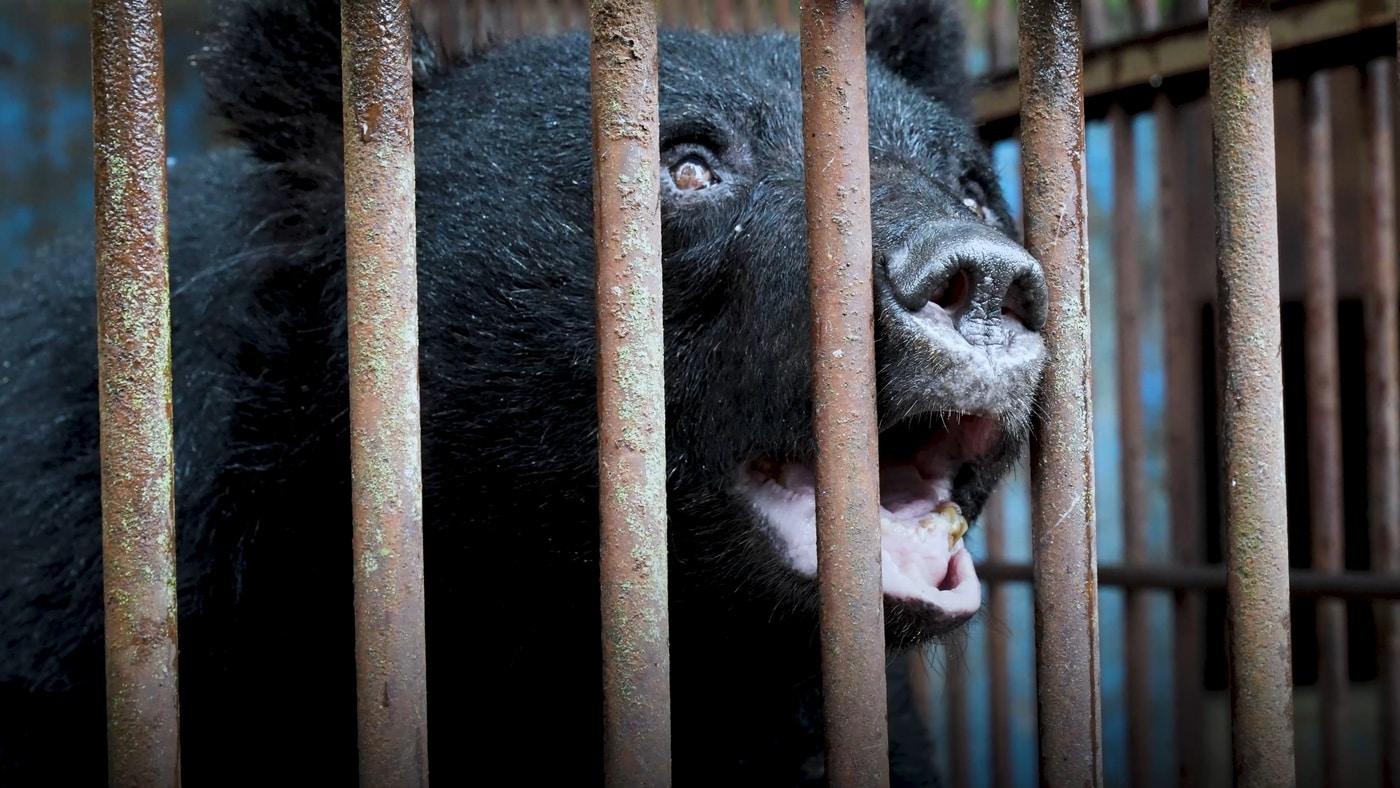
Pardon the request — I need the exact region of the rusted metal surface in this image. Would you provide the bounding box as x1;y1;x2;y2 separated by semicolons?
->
1110;104;1152;788
1019;0;1103;783
1300;70;1348;788
589;1;673;784
92;1;181;784
799;1;889;784
983;492;1014;788
1209;1;1296;782
1156;93;1205;788
976;0;1399;137
978;562;1400;598
1361;55;1400;788
341;1;430;784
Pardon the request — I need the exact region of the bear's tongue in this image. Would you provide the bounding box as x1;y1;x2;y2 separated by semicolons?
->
739;413;996;614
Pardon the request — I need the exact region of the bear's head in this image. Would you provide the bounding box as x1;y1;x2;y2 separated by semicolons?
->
202;0;1046;650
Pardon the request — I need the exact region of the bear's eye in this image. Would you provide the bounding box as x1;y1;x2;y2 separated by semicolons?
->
961;196;998;226
670;155;716;191
960;176;1002;226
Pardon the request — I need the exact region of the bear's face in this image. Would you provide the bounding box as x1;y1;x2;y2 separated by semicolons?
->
636;16;1047;645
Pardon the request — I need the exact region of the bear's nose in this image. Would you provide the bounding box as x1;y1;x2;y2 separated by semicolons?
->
881;221;1048;345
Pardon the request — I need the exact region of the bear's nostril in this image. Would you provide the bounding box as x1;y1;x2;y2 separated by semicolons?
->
1002;276;1028;327
1003;270;1048;332
931;269;970;312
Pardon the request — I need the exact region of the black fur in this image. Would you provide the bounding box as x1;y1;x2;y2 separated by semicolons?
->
867;0;973;119
0;1;1034;783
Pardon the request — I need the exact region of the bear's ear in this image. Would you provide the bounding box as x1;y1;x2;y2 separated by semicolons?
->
197;0;441;166
866;0;972;119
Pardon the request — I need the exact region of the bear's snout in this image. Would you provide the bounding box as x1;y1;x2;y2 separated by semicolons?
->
881;220;1048;346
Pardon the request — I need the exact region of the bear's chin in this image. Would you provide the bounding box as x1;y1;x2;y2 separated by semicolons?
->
735;413;1003;633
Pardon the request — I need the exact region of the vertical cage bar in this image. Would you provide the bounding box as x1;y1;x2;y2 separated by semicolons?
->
1156;92;1205;788
1361;55;1400;788
589;1;673;784
1019;0;1103;784
984;492;1014;788
1111;104;1153;788
799;1;889;784
1300;70;1348;788
91;1;181;784
1208;0;1296;783
341;1;430;783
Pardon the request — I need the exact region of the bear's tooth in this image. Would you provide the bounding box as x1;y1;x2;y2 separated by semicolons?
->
934;501;968;550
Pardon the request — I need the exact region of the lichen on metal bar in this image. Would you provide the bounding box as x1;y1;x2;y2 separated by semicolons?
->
91;1;182;784
341;0;430;783
588;1;673;784
1018;0;1104;783
1208;0;1296;782
798;1;889;785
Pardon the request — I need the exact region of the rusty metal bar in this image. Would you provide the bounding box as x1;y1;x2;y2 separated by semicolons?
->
341;1;430;784
1111;103;1153;788
978;562;1400;599
589;1;673;784
92;1;181;784
799;1;888;784
1300;69;1348;788
1209;0;1296;782
1361;55;1400;788
1157;92;1205;788
984;492;1014;788
1019;0;1103;783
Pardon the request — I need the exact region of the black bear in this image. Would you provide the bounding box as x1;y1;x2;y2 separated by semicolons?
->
0;0;1047;783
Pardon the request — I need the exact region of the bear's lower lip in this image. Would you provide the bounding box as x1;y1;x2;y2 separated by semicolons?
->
736;413;998;626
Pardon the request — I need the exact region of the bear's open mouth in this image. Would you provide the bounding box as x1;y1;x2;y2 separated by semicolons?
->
737;413;1001;626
